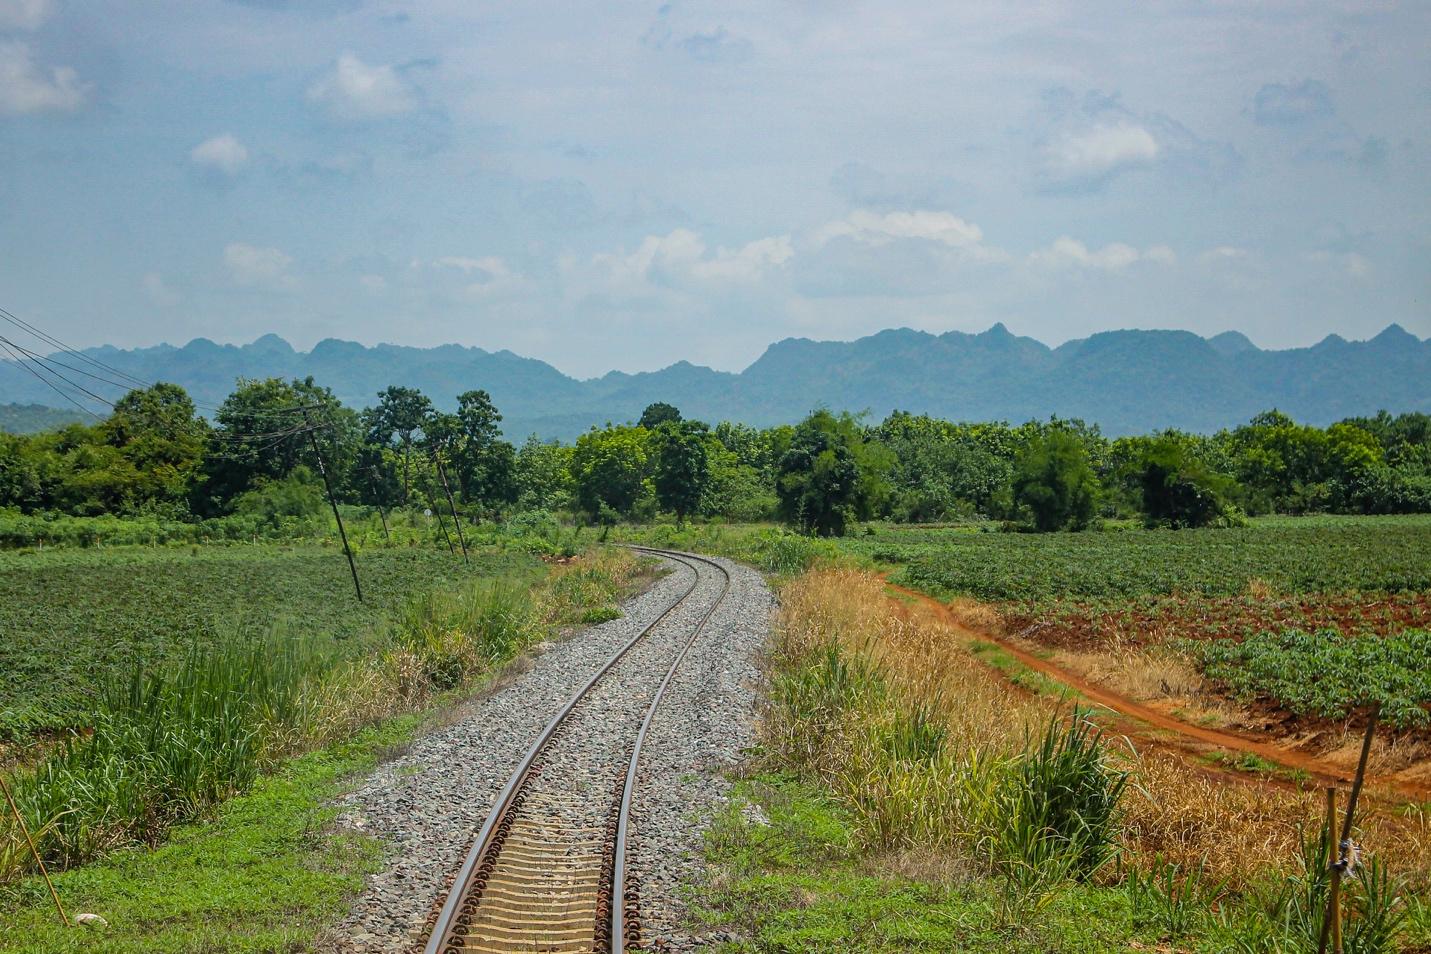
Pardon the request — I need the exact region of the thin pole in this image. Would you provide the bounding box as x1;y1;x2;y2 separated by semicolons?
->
368;467;392;544
304;412;363;603
433;449;469;564
426;477;456;555
0;774;68;927
1318;703;1380;954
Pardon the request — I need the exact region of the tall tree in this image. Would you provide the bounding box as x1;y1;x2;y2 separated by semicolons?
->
774;410;887;536
1012;430;1099;531
651;420;710;524
366;386;432;505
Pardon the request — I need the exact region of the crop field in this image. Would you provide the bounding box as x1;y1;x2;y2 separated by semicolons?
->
849;515;1431;603
840;515;1431;735
0;545;538;740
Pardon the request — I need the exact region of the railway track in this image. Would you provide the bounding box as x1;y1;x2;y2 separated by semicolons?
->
422;547;731;954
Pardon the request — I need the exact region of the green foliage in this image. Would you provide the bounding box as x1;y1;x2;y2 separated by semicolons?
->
0;545;530;738
0;402;85;434
392;581;536;690
1190;628;1431;728
998;708;1127;880
570;423;651;517
1012;430;1100;531
775;409;888;536
0;719;415;954
853;516;1431;603
651;419;711;522
637;401;682;429
1137;434;1237;528
229;466;327;523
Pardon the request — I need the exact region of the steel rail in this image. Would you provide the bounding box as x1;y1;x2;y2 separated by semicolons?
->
610;547;732;953
422;549;726;953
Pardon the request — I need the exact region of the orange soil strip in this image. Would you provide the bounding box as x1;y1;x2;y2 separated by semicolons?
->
883;578;1431;803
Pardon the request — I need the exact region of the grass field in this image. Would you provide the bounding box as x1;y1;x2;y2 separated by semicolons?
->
0;545;539;741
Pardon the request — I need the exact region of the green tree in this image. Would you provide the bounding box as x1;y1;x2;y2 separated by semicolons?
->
1137;435;1234;528
513;435;574;511
570;424;651;518
101;383;208;508
367;385;433;505
637;402;682;429
775;410;886;536
1012;430;1099;531
651;420;710;524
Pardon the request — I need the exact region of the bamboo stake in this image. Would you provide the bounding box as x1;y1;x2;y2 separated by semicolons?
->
1318;702;1380;954
0;774;68;927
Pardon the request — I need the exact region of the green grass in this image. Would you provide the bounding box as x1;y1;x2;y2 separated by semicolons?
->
1189;628;1431;729
0;715;420;953
841;515;1431;603
695;775;1153;953
0;544;537;738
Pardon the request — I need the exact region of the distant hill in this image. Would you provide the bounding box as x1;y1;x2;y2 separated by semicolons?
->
1;325;1427;439
0;403;87;434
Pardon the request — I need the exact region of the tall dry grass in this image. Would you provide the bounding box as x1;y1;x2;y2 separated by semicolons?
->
768;568;1431;895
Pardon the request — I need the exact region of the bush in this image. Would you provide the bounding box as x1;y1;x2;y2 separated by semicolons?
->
998;707;1127;879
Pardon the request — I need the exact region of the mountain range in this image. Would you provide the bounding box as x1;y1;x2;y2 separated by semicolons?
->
2;324;1428;439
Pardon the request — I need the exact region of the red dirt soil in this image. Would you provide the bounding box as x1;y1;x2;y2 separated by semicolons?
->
884;579;1431;804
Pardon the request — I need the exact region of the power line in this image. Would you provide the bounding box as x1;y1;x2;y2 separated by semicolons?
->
0;338;108;420
0;307;325;420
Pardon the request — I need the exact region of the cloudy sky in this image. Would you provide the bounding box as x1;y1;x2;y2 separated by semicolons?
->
1;1;1427;377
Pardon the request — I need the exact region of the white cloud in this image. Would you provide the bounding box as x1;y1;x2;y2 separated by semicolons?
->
1199;245;1250;263
224;243;297;290
591;229;791;289
435;255;529;297
359;274;388;293
1045;123;1159;181
142;272;179;306
1308;250;1371;279
0;0;51;30
1030;236;1175;270
819;209;982;248
190;133;249;175
0;41;88;116
306;52;417;122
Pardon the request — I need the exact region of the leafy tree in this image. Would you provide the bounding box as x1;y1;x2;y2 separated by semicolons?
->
1137;435;1235;528
775;410;886;536
199;376;354;514
513;435;574;511
651;420;710;523
443;390;517;511
1012;430;1099;531
570;424;651;517
100;383;208;508
366;385;433;505
637;402;682;429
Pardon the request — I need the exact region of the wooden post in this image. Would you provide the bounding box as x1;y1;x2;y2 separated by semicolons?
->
304;412;363;602
1318;703;1380;954
426;478;456;554
368;467;392;544
433;448;469;564
0;774;68;927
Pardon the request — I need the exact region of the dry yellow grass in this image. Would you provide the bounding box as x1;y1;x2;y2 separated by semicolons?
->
771;567;1431;890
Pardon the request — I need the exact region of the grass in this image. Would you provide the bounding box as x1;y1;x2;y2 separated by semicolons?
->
0;715;420;953
697;776;1151;953
0;543;644;886
707;564;1431;952
0;544;536;739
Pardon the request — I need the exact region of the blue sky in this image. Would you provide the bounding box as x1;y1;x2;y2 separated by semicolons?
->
0;0;1427;377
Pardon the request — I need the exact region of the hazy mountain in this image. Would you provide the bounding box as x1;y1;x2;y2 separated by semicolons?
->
1;325;1427;439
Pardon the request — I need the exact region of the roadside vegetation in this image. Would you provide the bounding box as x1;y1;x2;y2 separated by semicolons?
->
0;537;645;944
695;567;1431;952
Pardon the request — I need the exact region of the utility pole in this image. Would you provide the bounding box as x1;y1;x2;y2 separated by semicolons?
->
368;466;392;544
433;447;469;564
304;410;363;602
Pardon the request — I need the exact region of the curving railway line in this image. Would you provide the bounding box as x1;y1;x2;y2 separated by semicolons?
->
421;547;730;954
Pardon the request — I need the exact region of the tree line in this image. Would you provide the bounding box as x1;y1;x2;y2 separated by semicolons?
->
2;378;1429;535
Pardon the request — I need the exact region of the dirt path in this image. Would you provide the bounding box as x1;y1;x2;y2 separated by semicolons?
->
884;579;1431;803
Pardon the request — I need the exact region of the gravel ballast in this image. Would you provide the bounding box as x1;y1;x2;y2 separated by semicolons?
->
326;552;772;953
